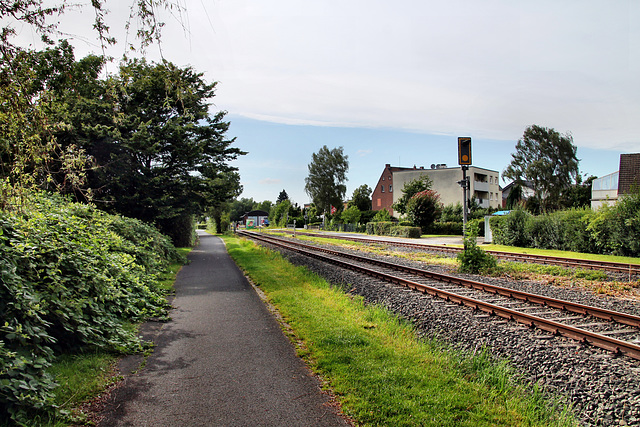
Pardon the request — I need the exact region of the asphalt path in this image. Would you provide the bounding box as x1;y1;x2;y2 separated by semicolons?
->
99;232;348;427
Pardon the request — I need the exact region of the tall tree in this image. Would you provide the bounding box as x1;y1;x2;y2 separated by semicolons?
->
0;1;184;208
407;189;443;232
229;197;256;222
341;205;362;224
393;175;433;215
503;125;579;212
256;200;273;213
92;59;244;243
304;145;349;214
276;189;289;204
349;184;372;211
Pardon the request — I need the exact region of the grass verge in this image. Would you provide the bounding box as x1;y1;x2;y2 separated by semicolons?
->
223;235;577;427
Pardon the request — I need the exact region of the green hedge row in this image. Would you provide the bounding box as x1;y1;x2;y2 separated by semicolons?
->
366;222;421;238
426;221;463;235
1;193;183;423
489;190;640;256
366;221;393;235
389;226;422;238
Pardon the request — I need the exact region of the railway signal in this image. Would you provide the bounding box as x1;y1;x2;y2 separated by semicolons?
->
458;137;472;166
457;137;472;232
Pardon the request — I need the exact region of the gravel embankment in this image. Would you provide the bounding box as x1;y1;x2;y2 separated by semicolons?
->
254;236;640;427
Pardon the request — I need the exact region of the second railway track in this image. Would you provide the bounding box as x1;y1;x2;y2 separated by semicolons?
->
275;229;640;276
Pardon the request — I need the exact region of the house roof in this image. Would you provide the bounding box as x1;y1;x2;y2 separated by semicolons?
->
618;153;640;195
241;210;269;219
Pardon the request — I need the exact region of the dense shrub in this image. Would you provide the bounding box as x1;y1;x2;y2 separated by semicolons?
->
588;192;640;256
1;193;180;423
389;226;422;238
488;196;640;257
457;222;497;274
156;214;197;247
523;208;595;252
406;190;443;233
359;210;378;224
490;209;531;247
366;221;393;235
440;203;463;223
427;221;463;235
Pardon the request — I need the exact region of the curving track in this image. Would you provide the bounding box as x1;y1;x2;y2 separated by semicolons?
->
239;230;640;360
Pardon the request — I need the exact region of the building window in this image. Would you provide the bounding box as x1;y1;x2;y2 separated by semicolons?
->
381;185;384;193
490;176;493;184
389;185;392;192
382;176;385;181
377;198;381;207
388;175;392;181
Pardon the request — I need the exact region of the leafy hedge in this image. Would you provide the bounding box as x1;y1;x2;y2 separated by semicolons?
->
365;222;421;238
366;221;394;236
1;193;182;424
389;226;422;238
427;221;463;236
489;190;640;257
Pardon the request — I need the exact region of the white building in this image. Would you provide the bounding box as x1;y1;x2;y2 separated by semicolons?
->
390;165;502;211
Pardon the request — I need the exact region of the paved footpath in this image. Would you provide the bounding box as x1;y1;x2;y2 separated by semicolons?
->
99;232;349;427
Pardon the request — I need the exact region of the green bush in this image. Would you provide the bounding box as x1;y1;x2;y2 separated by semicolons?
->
157;214;197;247
550;209;594;253
524;209;595;252
588;192;640;256
366;221;393;235
427;221;463;235
458;222;497;274
1;193;179;423
490;209;531;247
389;226;422;238
487;201;640;256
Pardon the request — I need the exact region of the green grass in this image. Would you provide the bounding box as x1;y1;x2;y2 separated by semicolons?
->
224;235;577;427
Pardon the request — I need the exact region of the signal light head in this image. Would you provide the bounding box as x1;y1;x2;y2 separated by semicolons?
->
458;137;472;165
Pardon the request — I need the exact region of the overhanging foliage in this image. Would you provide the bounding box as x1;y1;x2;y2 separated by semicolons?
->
0;192;182;423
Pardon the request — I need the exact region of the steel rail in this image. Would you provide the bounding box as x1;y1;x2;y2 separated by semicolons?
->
275;229;640;275
239;230;640;360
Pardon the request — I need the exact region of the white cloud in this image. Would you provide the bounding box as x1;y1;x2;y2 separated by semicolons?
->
16;0;640;153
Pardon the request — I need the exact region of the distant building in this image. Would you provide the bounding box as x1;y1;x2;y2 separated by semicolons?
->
371;164;417;215
501;180;535;208
240;210;269;228
591;153;640;209
591;171;620;209
372;163;502;216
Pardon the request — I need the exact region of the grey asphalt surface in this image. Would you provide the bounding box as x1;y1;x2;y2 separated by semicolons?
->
99;231;349;427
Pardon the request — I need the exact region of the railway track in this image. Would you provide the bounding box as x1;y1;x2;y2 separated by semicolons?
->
274;229;640;276
239;230;640;360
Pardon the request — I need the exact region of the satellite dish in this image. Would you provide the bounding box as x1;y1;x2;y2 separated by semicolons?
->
430;164;436;169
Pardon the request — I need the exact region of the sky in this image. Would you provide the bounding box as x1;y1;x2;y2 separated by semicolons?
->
10;0;640;206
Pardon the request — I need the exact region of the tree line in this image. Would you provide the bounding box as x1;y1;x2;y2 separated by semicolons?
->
230;124;595;236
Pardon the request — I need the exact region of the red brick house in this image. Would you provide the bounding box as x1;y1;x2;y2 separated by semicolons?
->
371;164;422;215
